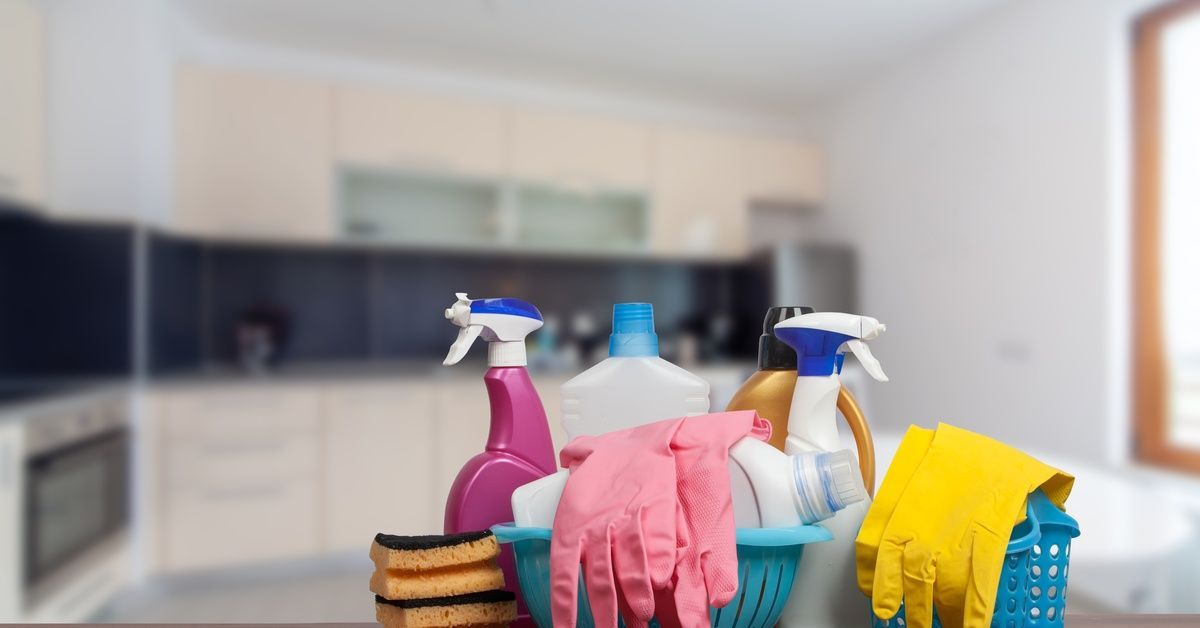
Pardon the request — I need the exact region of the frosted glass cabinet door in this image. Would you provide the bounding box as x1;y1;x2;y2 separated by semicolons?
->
174;65;335;241
335;86;508;179
0;0;46;208
651;127;749;259
324;382;439;549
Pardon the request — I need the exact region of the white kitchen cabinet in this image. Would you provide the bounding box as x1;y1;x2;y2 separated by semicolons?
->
174;66;335;241
323;382;439;551
651;127;749;259
143;375;575;573
432;379;492;513
0;421;22;621
335;86;508;179
0;0;46;208
163;482;319;571
153;387;322;572
511;109;652;191
742;137;824;206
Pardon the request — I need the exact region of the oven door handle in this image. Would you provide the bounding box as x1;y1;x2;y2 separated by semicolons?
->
26;428;129;470
202;484;288;501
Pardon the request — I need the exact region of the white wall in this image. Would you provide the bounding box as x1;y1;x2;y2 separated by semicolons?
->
44;0;174;224
820;0;1156;464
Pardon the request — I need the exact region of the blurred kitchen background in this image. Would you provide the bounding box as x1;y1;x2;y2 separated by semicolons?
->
2;0;1199;622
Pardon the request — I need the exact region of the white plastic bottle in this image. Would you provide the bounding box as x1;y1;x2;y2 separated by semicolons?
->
512;444;866;529
728;441;866;527
561;303;709;440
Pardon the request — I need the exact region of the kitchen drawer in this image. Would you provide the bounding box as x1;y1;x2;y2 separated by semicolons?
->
160;388;321;439
324;382;439;549
162;481;319;571
164;431;319;489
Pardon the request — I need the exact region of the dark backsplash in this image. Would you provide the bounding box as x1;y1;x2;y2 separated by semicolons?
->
147;231;204;374
0;210;767;379
150;236;768;371
0;209;134;379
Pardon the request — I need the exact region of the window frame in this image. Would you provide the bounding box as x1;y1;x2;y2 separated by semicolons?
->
1132;0;1200;473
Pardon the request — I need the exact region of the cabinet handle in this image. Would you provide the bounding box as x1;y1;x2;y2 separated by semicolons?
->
391;154;454;173
194;395;284;410
203;485;287;501
344;219;380;236
0;173;17;194
200;440;287;456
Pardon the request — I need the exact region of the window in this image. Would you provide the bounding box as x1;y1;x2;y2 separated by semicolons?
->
1133;0;1200;472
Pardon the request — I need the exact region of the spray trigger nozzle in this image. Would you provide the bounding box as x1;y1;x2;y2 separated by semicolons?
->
846;339;888;382
442;293;544;367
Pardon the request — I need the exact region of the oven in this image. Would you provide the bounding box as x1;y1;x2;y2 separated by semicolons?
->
22;394;130;608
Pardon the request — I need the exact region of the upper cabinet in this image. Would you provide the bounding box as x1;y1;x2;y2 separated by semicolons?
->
652;127;749;259
0;0;46;209
742;137;824;206
334;86;508;180
170;64;824;258
511;110;652;191
174;65;335;241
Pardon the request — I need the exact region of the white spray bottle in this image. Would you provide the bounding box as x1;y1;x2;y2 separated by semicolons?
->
773;312;888;627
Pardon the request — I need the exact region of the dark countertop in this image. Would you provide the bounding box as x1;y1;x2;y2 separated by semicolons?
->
144;359;753;389
37;618;1200;627
0;378;132;417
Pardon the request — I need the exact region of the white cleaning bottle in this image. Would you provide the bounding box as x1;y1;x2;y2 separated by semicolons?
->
514;445;866;529
727;442;866;527
561;303;709;440
773;312;888;628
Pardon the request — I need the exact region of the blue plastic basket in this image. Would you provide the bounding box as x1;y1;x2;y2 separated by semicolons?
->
492;523;831;628
871;490;1080;628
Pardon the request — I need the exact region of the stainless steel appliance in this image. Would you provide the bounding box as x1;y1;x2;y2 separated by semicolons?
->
749;243;858;313
18;392;131;620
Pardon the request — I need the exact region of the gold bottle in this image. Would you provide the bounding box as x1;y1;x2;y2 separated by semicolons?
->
726;306;875;494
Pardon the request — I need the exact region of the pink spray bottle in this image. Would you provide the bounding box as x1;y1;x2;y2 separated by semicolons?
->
441;293;556;627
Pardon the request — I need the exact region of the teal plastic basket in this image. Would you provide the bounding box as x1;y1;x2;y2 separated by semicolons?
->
492;523;831;628
871;490;1080;628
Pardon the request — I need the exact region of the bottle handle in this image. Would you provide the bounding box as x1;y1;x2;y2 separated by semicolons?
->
836;386;875;497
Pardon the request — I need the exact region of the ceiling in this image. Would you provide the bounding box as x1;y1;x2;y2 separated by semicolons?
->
175;0;1009;113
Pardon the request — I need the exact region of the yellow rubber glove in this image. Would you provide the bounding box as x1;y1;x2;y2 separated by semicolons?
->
856;424;936;596
856;423;1073;628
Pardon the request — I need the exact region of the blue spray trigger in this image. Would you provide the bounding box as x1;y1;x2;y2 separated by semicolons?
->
470;298;543;321
773;327;855;377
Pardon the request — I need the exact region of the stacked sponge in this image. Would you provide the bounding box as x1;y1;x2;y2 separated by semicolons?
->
370;530;515;628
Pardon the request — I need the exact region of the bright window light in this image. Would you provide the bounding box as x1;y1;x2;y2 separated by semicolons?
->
1161;11;1200;447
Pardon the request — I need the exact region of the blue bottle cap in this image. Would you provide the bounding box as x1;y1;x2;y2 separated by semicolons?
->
608;303;659;357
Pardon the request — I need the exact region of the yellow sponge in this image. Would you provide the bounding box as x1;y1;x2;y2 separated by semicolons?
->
370;531;499;572
370;559;505;600
374;590;516;628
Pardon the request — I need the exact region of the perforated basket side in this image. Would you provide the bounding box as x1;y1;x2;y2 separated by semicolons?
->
494;524;822;628
1021;491;1079;627
712;543;802;628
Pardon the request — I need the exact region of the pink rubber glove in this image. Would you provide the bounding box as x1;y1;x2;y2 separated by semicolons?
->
665;411;772;626
551;419;684;628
